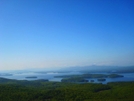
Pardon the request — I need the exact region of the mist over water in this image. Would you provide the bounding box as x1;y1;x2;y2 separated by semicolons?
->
0;66;134;84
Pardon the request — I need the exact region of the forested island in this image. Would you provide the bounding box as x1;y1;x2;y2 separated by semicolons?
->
25;76;37;78
61;77;89;83
0;77;134;101
55;73;124;78
55;73;124;83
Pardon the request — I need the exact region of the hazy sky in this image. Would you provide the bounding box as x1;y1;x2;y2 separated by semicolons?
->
0;0;134;70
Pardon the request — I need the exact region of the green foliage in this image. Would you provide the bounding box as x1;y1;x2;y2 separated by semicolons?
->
61;77;88;83
55;73;124;79
58;73;123;83
108;74;124;78
82;74;107;78
0;78;134;101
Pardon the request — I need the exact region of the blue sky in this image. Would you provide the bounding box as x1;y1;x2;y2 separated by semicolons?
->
0;0;134;70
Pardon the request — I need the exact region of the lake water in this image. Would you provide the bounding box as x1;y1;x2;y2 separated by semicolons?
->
86;73;134;84
0;71;82;81
0;71;134;84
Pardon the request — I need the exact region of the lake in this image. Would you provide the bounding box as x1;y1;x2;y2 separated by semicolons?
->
0;71;134;84
86;73;134;84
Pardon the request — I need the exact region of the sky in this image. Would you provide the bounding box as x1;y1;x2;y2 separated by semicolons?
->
0;0;134;70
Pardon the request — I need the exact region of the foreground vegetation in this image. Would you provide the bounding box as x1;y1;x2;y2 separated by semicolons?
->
0;77;134;101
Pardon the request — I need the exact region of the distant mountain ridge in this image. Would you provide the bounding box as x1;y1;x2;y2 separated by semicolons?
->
1;65;134;73
60;65;134;73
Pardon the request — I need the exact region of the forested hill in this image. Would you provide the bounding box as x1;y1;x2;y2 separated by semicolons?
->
0;77;134;101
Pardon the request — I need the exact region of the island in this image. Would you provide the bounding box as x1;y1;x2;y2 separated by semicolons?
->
55;73;124;79
35;79;49;82
61;77;88;83
25;76;37;78
108;74;124;78
55;73;123;83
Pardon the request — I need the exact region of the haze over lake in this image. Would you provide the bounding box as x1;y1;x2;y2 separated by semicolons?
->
0;66;134;84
